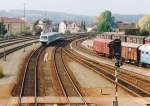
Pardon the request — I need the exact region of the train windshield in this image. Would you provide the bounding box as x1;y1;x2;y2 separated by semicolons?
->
41;36;47;40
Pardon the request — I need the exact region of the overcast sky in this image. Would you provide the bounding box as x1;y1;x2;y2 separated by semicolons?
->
0;0;150;16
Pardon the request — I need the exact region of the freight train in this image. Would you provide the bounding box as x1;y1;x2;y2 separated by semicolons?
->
40;32;62;45
93;38;150;66
98;33;150;44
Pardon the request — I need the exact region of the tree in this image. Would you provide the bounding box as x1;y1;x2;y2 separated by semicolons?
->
79;21;87;32
65;30;71;35
0;22;7;35
96;10;115;33
33;20;42;35
138;16;150;35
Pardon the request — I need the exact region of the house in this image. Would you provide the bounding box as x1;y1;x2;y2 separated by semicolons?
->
0;17;27;35
59;21;79;34
36;19;53;33
116;21;139;35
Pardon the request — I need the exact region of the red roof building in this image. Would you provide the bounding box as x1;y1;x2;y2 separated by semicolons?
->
0;17;28;35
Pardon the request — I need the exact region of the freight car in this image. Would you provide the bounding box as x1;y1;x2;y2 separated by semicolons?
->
111;34;127;42
98;33;148;44
92;38;150;66
121;42;142;64
97;33;112;39
93;38;113;58
126;35;146;44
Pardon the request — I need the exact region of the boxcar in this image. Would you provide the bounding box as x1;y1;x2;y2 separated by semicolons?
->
126;35;145;44
145;36;150;44
121;42;142;64
93;38;113;58
111;34;127;42
139;44;150;65
97;34;112;39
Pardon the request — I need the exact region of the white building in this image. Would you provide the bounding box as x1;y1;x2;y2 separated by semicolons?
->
59;21;79;34
37;19;53;33
37;20;46;30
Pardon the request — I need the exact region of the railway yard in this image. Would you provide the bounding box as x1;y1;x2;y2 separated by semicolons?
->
0;33;150;106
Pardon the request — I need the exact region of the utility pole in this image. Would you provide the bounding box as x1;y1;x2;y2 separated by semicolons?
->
112;39;122;106
23;2;26;52
24;2;26;33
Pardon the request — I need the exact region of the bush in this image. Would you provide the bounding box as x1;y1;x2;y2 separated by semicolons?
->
138;30;149;36
11;31;17;37
65;30;71;35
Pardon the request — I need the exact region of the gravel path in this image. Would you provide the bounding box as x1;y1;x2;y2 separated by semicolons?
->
0;43;40;98
67;61;113;88
39;47;56;96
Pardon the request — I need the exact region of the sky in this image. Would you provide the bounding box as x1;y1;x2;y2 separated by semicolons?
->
0;0;150;16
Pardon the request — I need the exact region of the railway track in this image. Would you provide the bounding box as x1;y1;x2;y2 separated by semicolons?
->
0;37;38;49
65;39;150;97
0;36;38;44
0;40;39;59
52;46;87;105
12;46;45;106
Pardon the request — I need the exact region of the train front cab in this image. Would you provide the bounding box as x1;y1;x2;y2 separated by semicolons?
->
40;35;49;45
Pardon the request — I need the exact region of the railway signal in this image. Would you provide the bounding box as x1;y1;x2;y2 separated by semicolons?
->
112;39;122;106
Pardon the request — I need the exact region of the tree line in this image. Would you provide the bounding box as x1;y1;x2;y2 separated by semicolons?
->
95;10;150;36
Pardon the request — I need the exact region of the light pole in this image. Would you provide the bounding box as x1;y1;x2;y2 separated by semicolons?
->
112;39;122;106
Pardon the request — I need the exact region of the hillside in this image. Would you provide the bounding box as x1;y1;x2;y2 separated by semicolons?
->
114;14;144;23
0;10;148;25
0;10;95;25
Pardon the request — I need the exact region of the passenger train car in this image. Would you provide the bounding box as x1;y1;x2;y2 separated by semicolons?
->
40;32;61;45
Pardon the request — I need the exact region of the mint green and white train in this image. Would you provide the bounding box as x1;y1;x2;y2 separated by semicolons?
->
40;32;61;45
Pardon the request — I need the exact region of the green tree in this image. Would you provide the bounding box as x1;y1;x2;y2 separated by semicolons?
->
79;21;87;32
138;16;150;35
65;30;71;35
0;22;7;35
96;10;115;33
33;20;42;35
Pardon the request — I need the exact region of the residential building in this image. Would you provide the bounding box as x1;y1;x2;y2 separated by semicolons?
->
116;21;137;31
36;19;53;33
59;20;79;33
116;21;139;35
0;17;27;35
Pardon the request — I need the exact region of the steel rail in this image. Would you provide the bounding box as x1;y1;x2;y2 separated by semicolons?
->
60;48;87;105
17;46;44;106
0;37;38;49
53;47;71;105
0;41;39;59
64;48;150;97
